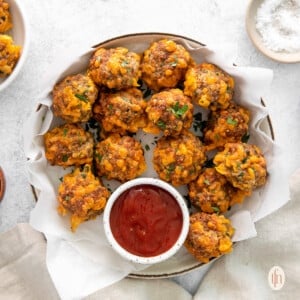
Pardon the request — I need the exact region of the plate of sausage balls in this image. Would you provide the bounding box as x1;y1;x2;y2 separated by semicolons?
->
27;33;274;278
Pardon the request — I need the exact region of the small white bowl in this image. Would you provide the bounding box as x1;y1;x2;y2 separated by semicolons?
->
246;0;300;63
103;178;190;265
0;0;29;92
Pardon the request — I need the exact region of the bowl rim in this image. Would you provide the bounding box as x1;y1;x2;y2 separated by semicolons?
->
103;177;190;265
0;0;30;92
245;0;300;64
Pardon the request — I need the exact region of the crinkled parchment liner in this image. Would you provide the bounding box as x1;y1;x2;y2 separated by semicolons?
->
23;33;289;299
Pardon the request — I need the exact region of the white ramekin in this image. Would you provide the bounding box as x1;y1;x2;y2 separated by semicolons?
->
103;177;190;265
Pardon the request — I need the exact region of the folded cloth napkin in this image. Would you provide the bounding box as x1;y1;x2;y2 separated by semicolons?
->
1;169;299;300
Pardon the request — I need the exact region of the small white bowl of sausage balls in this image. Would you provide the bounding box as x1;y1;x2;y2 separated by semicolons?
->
0;0;29;92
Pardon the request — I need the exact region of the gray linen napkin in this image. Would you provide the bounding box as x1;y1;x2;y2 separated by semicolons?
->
0;224;191;300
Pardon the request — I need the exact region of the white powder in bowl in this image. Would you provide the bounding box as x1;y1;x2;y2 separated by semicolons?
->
256;0;300;53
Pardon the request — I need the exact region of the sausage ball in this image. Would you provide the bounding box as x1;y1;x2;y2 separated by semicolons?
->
184;212;234;263
93;88;147;135
57;164;110;232
0;35;21;77
0;0;12;33
153;130;206;186
213;143;267;191
188;168;248;214
95;134;146;182
184;63;234;111
44;123;94;167
203;103;250;151
52;74;98;123
141;39;192;91
143;88;193;136
88;47;141;90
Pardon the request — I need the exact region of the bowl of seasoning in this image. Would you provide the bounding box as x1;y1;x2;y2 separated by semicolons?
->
246;0;300;63
103;177;190;264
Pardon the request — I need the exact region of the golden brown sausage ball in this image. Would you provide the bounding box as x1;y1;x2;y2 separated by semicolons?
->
95;134;146;182
88;47;141;90
184;63;234;111
0;34;21;77
203;104;250;151
214;143;267;191
52;74;98;123
188;168;248;214
143;88;193;136
93;88;147;135
141;39;192;91
184;212;234;263
153;130;206;186
0;0;12;33
44;123;94;167
57;164;110;232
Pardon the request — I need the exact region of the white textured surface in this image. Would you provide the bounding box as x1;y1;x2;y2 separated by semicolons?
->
0;0;299;295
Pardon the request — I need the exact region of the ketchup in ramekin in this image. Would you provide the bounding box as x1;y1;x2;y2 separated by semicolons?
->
103;178;189;264
110;184;183;257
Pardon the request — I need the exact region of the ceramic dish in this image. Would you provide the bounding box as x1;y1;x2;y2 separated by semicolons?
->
246;0;300;63
0;166;5;201
0;0;29;92
103;177;190;265
26;32;275;280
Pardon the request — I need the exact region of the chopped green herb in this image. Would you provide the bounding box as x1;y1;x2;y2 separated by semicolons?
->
166;163;176;173
212;206;220;214
170;102;189;119
63;128;68;137
214;133;220;141
96;153;103;162
121;60;129;68
241;133;250;143
170;55;178;67
156;120;166;130
226;117;237;126
145;144;150;151
242;157;248;164
81;173;87;179
75;93;88;103
65;195;70;201
204;179;210;185
59;177;63;182
108;104;113;111
62;154;69;162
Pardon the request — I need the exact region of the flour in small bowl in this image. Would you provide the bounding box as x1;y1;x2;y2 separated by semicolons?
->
256;0;300;53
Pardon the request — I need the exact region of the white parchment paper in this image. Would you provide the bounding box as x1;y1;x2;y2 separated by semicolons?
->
23;34;290;300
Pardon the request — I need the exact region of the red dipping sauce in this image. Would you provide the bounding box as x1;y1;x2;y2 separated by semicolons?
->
109;184;183;257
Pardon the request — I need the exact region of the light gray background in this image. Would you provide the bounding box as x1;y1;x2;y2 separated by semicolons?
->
0;0;299;295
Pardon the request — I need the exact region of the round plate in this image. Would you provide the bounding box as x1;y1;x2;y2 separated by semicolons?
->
29;32;274;280
246;0;300;63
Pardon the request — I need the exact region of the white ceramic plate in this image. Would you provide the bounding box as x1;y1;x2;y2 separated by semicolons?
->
0;0;29;91
246;0;300;63
29;32;274;279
